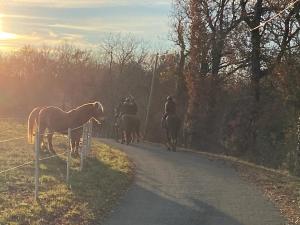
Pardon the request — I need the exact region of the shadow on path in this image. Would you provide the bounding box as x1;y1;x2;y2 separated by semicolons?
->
105;184;243;225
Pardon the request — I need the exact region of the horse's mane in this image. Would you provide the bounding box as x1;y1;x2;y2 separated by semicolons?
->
67;102;104;114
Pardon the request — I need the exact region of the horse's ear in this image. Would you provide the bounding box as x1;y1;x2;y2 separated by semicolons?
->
94;102;104;113
93;102;99;109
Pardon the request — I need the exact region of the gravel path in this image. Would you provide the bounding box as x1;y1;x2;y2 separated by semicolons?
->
101;139;285;225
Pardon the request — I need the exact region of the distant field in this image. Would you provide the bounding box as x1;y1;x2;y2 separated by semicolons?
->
0;119;133;225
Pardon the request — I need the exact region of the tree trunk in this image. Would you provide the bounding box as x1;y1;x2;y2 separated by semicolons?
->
294;115;300;176
175;50;188;117
251;28;262;102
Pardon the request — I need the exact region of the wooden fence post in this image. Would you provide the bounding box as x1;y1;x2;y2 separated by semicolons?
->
80;149;84;171
83;123;88;159
67;128;72;184
34;127;40;201
295;115;300;176
79;121;93;172
80;127;84;171
87;120;92;154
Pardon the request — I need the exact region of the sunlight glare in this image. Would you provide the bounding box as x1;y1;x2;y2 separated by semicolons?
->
0;13;17;40
0;32;17;40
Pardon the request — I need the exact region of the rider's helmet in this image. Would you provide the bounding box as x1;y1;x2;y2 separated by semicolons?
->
120;97;126;103
125;97;130;103
130;95;135;103
167;96;173;101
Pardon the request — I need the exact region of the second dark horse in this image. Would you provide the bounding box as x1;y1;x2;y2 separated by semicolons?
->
120;114;140;145
27;102;104;154
165;115;180;151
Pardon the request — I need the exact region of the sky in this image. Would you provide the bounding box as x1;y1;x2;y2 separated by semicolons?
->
0;0;174;51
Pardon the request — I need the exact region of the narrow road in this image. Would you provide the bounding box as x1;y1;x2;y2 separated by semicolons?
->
101;139;284;225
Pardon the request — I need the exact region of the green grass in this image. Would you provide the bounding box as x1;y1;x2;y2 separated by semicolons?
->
0;119;133;225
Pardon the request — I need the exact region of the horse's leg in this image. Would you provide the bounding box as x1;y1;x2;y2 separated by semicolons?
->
166;129;171;150
74;139;80;156
117;126;120;142
129;131;132;144
115;126;119;142
175;130;178;147
126;130;130;145
122;130;125;144
71;138;76;154
113;126;116;141
136;127;140;143
172;130;177;152
124;131;128;144
132;131;134;143
39;125;47;151
130;130;134;143
118;128;121;142
129;131;133;143
121;130;125;144
76;139;80;153
131;128;134;143
75;131;80;155
47;133;55;154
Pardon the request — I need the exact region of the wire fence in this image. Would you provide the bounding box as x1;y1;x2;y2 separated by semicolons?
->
0;136;26;143
0;128;15;136
0;152;67;175
0;125;88;147
0;119;93;201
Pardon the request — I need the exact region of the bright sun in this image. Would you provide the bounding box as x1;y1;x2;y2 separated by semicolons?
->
0;14;17;40
0;32;17;40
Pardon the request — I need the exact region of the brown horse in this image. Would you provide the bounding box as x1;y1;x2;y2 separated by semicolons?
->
28;102;104;154
120;114;140;145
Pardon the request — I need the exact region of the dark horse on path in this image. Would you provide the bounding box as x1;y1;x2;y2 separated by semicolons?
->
113;116;122;142
165;115;180;151
120;114;140;145
28;102;104;154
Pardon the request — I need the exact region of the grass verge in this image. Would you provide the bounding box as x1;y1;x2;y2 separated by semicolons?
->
0;119;134;225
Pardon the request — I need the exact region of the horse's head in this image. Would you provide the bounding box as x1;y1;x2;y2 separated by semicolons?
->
92;101;104;122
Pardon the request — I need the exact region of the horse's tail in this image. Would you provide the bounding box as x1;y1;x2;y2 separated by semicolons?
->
28;107;41;144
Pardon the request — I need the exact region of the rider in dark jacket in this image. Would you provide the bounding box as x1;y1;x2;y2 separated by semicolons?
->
118;96;138;117
128;97;138;115
116;97;126;117
162;96;176;128
121;98;131;115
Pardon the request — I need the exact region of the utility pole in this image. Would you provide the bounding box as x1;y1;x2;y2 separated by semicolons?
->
109;50;114;110
295;114;300;176
144;53;159;139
